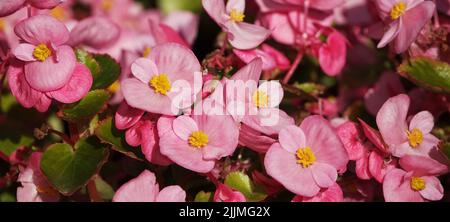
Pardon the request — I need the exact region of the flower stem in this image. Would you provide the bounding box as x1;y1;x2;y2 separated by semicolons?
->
282;51;303;84
68;123;80;144
87;179;102;202
206;172;219;187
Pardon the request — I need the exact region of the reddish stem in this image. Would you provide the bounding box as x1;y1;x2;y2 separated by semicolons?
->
206;172;220;187
282;51;303;84
87;179;102;202
68;123;79;144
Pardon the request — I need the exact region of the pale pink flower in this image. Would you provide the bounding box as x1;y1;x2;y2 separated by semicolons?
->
265;116;349;197
68;16;121;50
291;182;343;202
383;155;447;202
202;0;270;50
0;0;62;17
113;170;186;202
214;184;246;202
17;152;60;202
376;94;440;158
233;44;290;72
158;113;239;173
121;43;201;115
375;0;435;53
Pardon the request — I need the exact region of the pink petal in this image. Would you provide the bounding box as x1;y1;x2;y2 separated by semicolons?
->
233;49;276;71
173;115;198;140
125;122;142;147
24;45;76;92
113;170;158;202
140;119;172;166
278;125;306;153
409;111;434;134
383;168;423;202
7;60;42;108
358;118;389;154
394;1;435;53
14;15;69;46
300;115;349;171
13;43;37;62
149;21;190;47
226;0;245;14
418;176;444;201
399;155;449;176
34;95;52;112
335;121;366;160
377;19;401;48
311;163;337;188
261;44;291;70
265;143;320;197
47;63;92;104
227;22;270;50
156;186;186;202
368;151;385;183
121;78;175;115
0;0;25;17
293;182;344;202
130;58;158;83
214;184;246;202
355;155;372;180
69;17;121;49
28;0;62;9
114;102;144;130
163;11;199;46
202;0;227;26
238;124;277;153
376;94;409;146
318;31;347;76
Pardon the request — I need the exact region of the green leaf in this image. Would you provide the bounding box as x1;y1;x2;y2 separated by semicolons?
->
224;171;267;202
40;137;109;195
95;117;144;161
398;57;450;93
76;49;120;90
194;191;213;202
61;90;110;122
157;0;202;14
0;132;33;156
95;177;115;201
443;143;450;160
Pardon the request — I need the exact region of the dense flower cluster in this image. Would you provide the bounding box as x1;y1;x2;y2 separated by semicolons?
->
0;0;449;202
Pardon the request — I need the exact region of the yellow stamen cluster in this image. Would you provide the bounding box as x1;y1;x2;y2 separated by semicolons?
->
390;2;406;20
188;131;209;148
102;0;114;12
407;128;423;148
230;9;245;23
296;147;316;168
50;6;66;21
33;44;52;62
143;47;152;57
149;74;171;95
0;19;6;31
107;80;120;93
252;90;269;108
410;177;426;191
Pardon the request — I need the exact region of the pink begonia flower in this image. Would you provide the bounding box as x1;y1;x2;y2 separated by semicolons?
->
8;59;92;112
17;152;60;202
202;0;270;50
292;182;343;202
12;15;78;92
251;171;283;195
375;0;435;53
260;0;345;12
233;44;290;72
162;11;199;46
158;112;239;173
115;102;172;166
0;0;62;17
265;116;349;197
383;155;448;202
376;94;440;158
316;31;347;76
214;184;246;202
149;20;189;47
113;170;186;202
121;43;202;116
68;16;121;50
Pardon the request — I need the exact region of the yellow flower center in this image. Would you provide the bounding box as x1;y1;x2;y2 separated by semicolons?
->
0;19;6;32
390;2;406;20
230;9;245;23
252;90;269;108
143;47;152;57
50;6;66;21
407;128;423;148
107;80;120;93
296;147;316;168
149;74;171;95
188;131;209;148
410;177;426;191
33;44;52;62
102;0;114;12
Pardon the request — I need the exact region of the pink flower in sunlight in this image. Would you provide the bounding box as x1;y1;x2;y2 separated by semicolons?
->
214;184;246;202
158;113;239;173
0;0;62;17
292;182;343;202
375;0;435;53
376;94;440;158
17;152;60;202
202;0;270;50
383;155;448;202
265;116;349;197
121;43;202;116
113;170;186;202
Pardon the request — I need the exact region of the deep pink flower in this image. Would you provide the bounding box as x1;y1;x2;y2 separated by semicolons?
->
292;182;343;202
0;0;62;17
383;155;447;202
202;0;270;50
214;184;246;202
113;170;186;202
376;94;440;158
375;0;435;53
17;152;60;202
265;116;349;197
158;113;239;173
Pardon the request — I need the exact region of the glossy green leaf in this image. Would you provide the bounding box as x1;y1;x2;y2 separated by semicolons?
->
194;191;213;202
224;171;267;202
61;90;110;122
157;0;202;14
40;137;109;195
95;117;144;161
95;177;115;201
76;49;120;90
